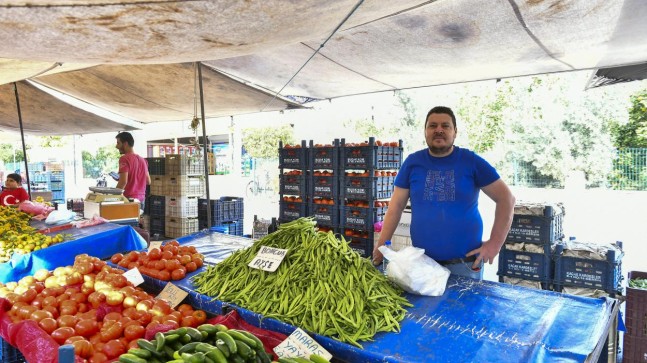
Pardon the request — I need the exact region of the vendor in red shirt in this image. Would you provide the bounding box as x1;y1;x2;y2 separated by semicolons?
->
0;173;30;206
114;132;150;210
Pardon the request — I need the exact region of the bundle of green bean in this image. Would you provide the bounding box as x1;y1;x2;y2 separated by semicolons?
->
193;218;412;348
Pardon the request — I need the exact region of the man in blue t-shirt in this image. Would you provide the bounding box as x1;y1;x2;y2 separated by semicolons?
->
373;106;515;279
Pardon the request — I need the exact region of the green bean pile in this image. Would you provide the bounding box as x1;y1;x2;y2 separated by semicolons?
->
193;218;412;347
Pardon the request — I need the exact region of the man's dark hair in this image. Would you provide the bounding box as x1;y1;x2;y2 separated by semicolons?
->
7;173;21;184
116;131;135;147
426;106;456;129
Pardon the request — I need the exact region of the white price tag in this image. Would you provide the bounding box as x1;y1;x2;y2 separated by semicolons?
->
148;241;163;252
122;267;145;287
248;246;288;272
156;282;188;308
273;328;332;361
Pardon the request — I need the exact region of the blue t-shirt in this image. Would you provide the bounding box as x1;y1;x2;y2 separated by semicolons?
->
394;146;500;261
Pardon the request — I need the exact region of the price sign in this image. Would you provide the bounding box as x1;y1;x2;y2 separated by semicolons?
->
122;267;144;287
273;328;332;361
248;246;288;272
148;241;163;251
156;282;188;308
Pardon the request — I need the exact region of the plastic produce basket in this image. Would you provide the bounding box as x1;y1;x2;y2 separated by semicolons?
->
342;229;375;258
309;172;339;199
198;197;244;224
553;243;623;295
625;271;647;337
0;338;26;363
148;195;166;216
165;154;205;176
279;140;308;170
507;203;564;244
308;202;339;227
497;243;553;290
309;139;340;170
279;200;308;223
164;175;205;197
341;137;403;170
279;172;308;196
340;205;387;230
165;196;198;218
147;157;166;175
164;217;199;238
150;175;165;195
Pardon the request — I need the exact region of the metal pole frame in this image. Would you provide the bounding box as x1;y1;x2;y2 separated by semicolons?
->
197;63;212;228
13;82;31;197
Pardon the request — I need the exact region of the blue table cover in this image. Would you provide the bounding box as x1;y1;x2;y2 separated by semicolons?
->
135;231;617;363
0;222;146;283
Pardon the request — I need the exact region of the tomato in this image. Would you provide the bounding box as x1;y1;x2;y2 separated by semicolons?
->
192;310;207;325
102;339;126;359
177;303;192;314
30;309;53;322
39;317;58;334
185;262;197;273
72;339;94;359
89;352;108;363
191;257;203;269
148;248;161;260
18;305;37;320
93;260;107;272
75;319;99;337
179;255;191;265
70;292;87;304
161;250;174;260
87;292;106;308
123;324;145;341
51;326;76;344
111;275;127;288
103;312;122;323
127;340;140;350
77;302;90;314
165;259;180;271
99;321;123;342
43;306;59;319
59;304;78;316
76;261;94;275
30;297;44;310
58;315;79;328
180;315;197;327
135;311;152;326
158;270;170;281
110;253;123;264
20;287;38;303
64;335;86;344
153;299;171;314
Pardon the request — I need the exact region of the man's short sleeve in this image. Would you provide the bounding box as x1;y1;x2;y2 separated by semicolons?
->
118;155;129;174
394;154;414;189
473;153;500;187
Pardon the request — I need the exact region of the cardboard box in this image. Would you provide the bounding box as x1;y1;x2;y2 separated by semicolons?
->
83;201;140;221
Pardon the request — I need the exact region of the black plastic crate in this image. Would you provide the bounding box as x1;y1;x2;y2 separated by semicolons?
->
626;271;647;337
340;205;387;230
309;172;339;199
279;140;308;170
308;202;339;227
0;338;26;363
341;173;393;200
148;195;166;216
279;200;308;222
339;229;374;258
506;206;564;244
341;137;403;170
150;217;165;238
201;219;244;236
497;243;553;290
147;157;166;175
309;139;340;170
279;172;308;196
198;197;244;224
553;243;623;295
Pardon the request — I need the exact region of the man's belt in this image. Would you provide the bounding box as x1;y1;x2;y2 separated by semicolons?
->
436;255;477;266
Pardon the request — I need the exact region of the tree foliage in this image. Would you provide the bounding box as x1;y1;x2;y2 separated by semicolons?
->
610;89;647;148
39;136;67;148
0;143;26;164
82;145;120;178
241;124;294;158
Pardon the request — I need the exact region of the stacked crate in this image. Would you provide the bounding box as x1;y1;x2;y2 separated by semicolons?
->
340;137;402;258
624;271;647;363
308;140;341;231
198;197;244;236
278;141;308;224
553;240;624;297
145;157;166;239
497;202;564;290
164;154;205;238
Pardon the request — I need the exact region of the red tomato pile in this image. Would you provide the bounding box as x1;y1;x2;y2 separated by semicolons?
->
110;241;204;281
1;253;207;362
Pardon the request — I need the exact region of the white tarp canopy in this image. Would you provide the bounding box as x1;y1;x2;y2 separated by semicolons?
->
1;0;646;133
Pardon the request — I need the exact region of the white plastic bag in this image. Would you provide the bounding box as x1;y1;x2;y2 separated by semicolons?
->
378;245;450;296
45;209;77;225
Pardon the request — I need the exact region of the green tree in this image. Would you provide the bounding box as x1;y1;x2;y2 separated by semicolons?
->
242;124;294;158
82;146;120;178
457;81;509;153
39;136;67;147
0;143;26;164
610;89;647;148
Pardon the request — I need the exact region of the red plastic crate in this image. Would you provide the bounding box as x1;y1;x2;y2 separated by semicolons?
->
626;271;647;337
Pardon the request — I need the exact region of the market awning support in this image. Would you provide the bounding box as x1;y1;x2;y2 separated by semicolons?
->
197;62;212;228
12;82;31;197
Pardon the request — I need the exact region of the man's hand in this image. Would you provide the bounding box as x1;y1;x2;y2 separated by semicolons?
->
372;242;385;266
466;239;501;270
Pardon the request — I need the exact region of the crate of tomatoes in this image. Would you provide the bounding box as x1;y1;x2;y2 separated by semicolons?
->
110;241;204;281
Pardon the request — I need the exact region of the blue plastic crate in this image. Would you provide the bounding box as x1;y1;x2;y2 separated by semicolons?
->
507;205;564;244
339;229;374;258
0;338;26;363
341;137;403;170
279;140;308;170
340;205;386;230
341;173;393;200
553;243;623;295
279;172;308;196
497;243;553;289
308;202;339;227
279;200;308;223
204;219;244;236
148;195;166;216
198;197;244;224
309;139;340;170
309;172;339;199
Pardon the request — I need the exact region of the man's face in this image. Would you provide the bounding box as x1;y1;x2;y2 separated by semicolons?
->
116;139;125;154
425;112;456;155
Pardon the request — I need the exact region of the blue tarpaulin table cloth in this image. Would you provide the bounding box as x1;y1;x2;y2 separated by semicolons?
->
136;230;618;363
0;222;146;283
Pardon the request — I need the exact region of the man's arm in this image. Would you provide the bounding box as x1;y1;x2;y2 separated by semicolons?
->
466;179;515;267
372;186;410;265
116;172;128;190
146;172;151;185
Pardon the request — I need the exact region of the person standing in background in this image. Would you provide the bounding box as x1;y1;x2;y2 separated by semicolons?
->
0;173;30;206
114;132;150;211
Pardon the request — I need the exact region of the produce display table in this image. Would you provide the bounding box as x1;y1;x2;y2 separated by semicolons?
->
138;231;619;363
0;222;146;283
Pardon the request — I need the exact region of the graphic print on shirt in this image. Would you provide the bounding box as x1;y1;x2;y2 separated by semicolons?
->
424;170;455;202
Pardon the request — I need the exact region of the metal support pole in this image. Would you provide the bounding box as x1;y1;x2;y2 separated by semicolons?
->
197;63;212;228
13;82;31;197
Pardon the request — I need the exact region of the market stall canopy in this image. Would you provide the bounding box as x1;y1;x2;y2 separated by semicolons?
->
0;82;138;135
586;62;647;90
32;63;303;123
0;0;646;133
